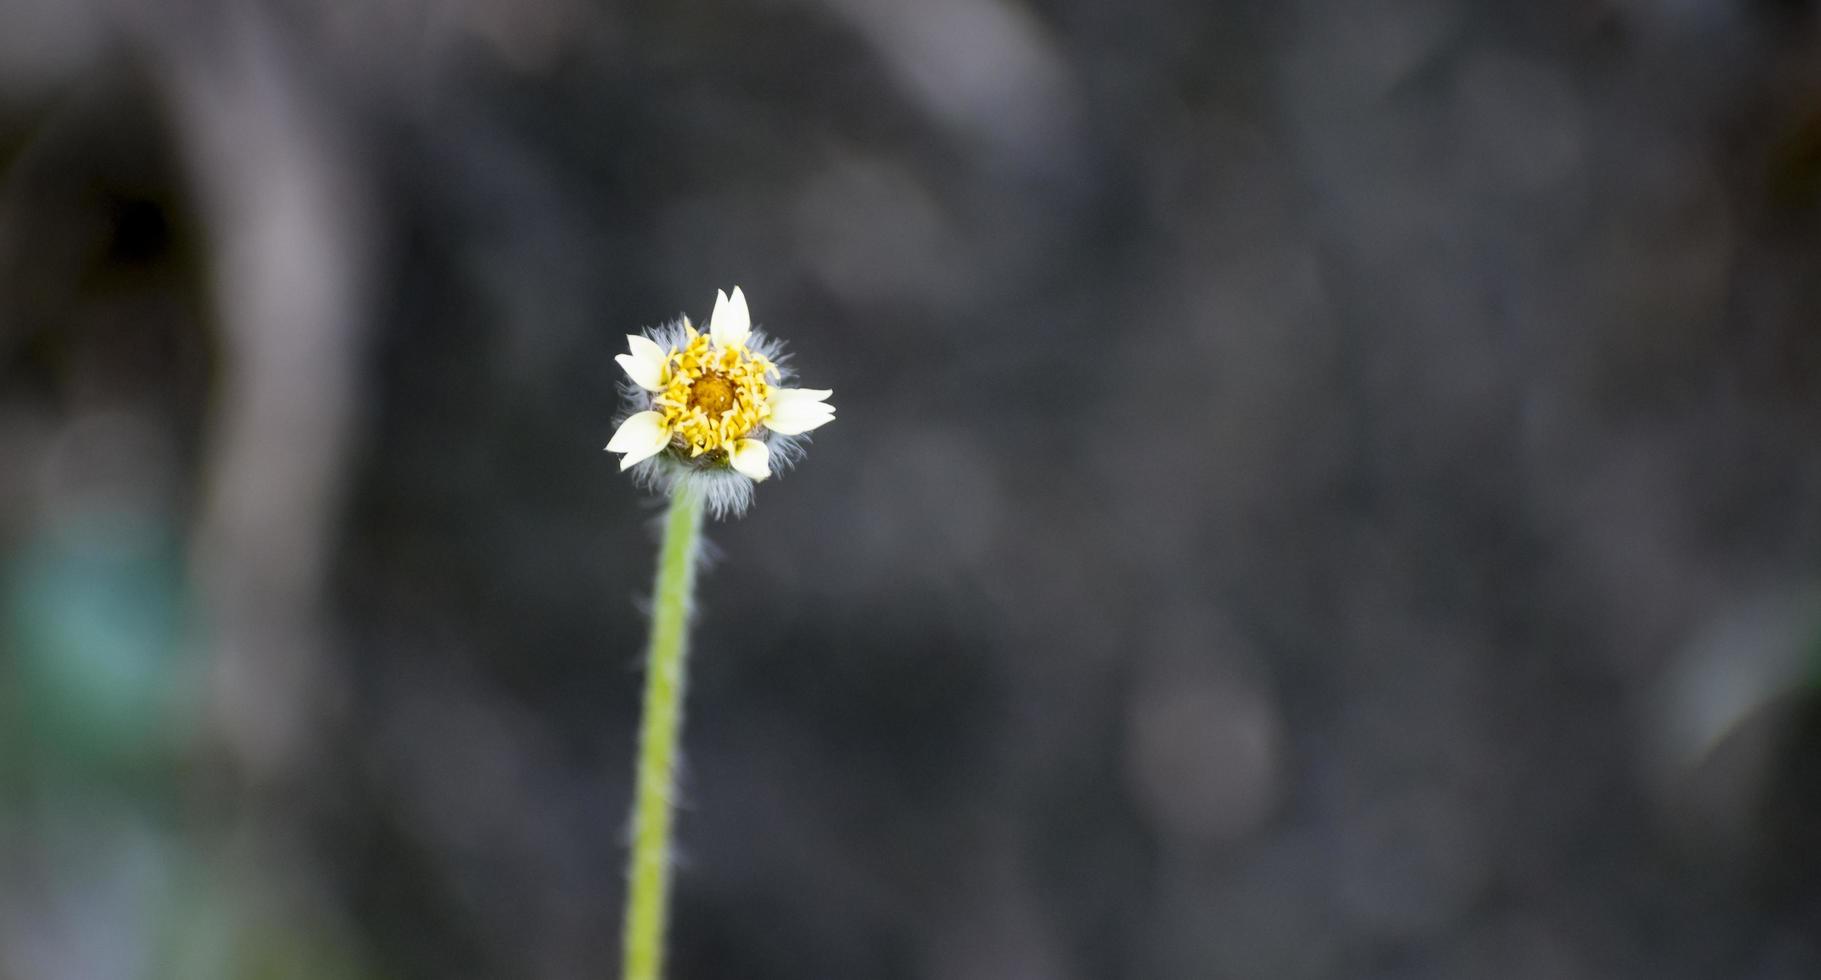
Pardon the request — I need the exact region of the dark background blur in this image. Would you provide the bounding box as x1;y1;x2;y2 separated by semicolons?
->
4;1;1821;978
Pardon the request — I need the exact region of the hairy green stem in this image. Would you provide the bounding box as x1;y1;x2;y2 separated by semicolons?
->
622;485;706;980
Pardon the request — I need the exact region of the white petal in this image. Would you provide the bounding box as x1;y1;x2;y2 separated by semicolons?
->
615;334;668;391
709;285;751;349
772;387;832;405
730;438;771;481
605;411;670;469
766;389;836;435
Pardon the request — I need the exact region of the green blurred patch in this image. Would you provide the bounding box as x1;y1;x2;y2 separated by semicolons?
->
153;856;386;980
3;508;199;775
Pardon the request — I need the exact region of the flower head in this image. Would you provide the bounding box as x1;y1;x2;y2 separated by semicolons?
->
606;286;834;516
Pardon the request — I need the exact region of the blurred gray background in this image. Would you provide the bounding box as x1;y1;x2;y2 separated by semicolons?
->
3;0;1821;977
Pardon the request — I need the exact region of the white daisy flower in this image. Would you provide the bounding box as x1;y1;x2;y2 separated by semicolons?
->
606;286;834;516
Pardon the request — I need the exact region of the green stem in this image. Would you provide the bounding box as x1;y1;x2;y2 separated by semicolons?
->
622;485;706;980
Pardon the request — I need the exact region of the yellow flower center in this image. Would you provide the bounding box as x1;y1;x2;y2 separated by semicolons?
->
690;375;736;416
654;328;773;457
